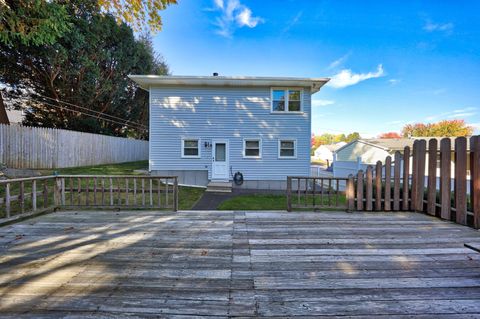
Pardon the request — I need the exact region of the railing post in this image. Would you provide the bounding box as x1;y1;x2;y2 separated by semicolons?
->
173;177;179;212
356;170;364;211
415;139;426;212
384;156;392;211
393;151;401;211
427;139;438;216
440;138;452;220
365;166;373;211
347;174;355;212
287;176;292;212
5;183;10;218
54;177;62;208
402;146;411;211
471;136;480;229
375;161;382;211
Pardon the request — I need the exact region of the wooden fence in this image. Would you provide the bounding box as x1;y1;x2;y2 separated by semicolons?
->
0;175;178;224
0;124;148;169
344;136;480;229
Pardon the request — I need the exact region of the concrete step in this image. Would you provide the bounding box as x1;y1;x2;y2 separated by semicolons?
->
206;181;233;193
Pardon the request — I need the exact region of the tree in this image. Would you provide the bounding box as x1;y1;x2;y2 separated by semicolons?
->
402;120;473;137
0;0;168;138
98;0;177;33
311;132;362;152
345;132;361;143
378;132;402;139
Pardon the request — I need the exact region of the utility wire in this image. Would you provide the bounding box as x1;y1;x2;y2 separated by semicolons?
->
6;95;147;132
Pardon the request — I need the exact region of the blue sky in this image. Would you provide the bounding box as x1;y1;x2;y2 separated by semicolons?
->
152;0;480;137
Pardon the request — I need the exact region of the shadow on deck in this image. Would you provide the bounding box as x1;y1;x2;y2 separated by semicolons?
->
1;210;480;317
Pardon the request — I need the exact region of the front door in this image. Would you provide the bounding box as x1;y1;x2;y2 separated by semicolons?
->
212;139;229;180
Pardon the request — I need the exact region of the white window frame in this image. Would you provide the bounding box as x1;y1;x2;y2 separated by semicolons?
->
181;138;201;158
278;139;297;159
243;138;262;159
270;88;303;114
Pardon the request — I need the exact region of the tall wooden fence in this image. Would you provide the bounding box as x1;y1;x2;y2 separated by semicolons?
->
0;124;148;169
346;136;480;229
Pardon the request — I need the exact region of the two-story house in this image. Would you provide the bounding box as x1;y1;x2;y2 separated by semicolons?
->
129;74;329;190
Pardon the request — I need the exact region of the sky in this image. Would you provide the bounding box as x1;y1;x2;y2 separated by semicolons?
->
152;0;480;137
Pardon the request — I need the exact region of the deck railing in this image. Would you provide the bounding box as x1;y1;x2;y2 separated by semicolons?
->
0;175;178;224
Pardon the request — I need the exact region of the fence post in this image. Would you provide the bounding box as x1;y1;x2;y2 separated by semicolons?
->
173;177;179;212
402;146;411;211
471;136;480;229
393;151;401;211
440;138;452;220
411;141;418;209
365;166;373;211
287;176;292;212
427;139;438;216
455;137;467;225
356;170;364;211
375;161;382;211
347;175;355;212
415;139;426;212
5;183;10;218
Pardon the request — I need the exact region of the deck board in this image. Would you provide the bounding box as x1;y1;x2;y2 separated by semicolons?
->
1;210;480;317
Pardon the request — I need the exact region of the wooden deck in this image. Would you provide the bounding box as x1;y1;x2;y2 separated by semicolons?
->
1;210;480;318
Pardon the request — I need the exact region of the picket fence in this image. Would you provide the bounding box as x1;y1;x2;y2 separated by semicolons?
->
0;124;148;169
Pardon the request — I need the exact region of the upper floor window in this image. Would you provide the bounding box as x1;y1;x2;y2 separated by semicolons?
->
182;138;200;158
271;88;302;113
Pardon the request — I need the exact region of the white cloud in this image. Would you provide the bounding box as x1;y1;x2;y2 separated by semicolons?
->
212;0;263;37
282;11;302;34
425;107;477;122
423;21;454;33
327;64;385;89
327;53;350;70
312;99;335;107
388;78;401;85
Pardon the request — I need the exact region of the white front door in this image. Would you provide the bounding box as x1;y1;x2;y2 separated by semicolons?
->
212;139;229;180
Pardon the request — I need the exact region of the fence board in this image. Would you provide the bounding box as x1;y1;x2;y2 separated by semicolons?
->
415;140;426;212
384;156;392;211
440;138;452;220
455;137;467;225
356;170;364;211
393;151;401;211
411;141;418;209
471;136;480;229
375;161;382;211
0;124;148;169
402;146;411;211
427;139;438;216
366;166;373;211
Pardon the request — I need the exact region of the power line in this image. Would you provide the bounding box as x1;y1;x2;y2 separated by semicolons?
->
6;95;147;132
32;93;147;129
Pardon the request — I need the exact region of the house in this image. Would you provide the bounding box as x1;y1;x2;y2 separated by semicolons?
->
333;137;470;178
129;74;329;190
313;142;346;163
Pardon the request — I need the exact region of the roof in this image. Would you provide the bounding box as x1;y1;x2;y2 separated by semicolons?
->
320;142;347;152
128;75;330;94
336;137;471;154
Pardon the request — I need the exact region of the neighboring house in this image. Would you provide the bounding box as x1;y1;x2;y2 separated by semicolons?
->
333;137;470;178
129;74;329;189
313;142;346;163
6;110;24;124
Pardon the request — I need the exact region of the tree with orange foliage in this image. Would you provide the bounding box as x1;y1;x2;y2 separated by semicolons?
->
378;132;402;139
402;120;473;137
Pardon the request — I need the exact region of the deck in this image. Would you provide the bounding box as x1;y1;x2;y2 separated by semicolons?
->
1;210;480;318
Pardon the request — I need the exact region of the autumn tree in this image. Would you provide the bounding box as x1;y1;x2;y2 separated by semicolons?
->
378;132;402;139
311;132;362;150
402;120;473;137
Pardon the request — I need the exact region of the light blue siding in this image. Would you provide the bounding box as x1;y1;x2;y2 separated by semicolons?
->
149;86;311;181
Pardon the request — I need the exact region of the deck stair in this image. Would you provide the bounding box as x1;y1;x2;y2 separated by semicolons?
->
206;181;232;193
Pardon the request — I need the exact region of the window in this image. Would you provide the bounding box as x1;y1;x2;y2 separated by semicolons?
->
243;139;261;158
278;139;296;158
182;138;200;158
271;88;302;113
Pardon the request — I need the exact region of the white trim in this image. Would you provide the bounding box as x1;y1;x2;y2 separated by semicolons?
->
278;139;297;159
243;138;262;159
270;87;304;113
181;138;201;158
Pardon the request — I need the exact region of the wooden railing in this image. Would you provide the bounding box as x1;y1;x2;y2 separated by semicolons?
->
0;175;178;224
286;176;351;211
346;136;480;229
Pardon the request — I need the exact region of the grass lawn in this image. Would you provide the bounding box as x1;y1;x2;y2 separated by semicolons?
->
217;193;347;211
39;160;149;176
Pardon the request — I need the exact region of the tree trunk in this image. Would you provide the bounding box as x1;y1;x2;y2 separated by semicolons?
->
0;92;10;125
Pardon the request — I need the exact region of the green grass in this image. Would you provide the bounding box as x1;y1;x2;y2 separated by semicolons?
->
217;193;347;211
39;160;149;176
